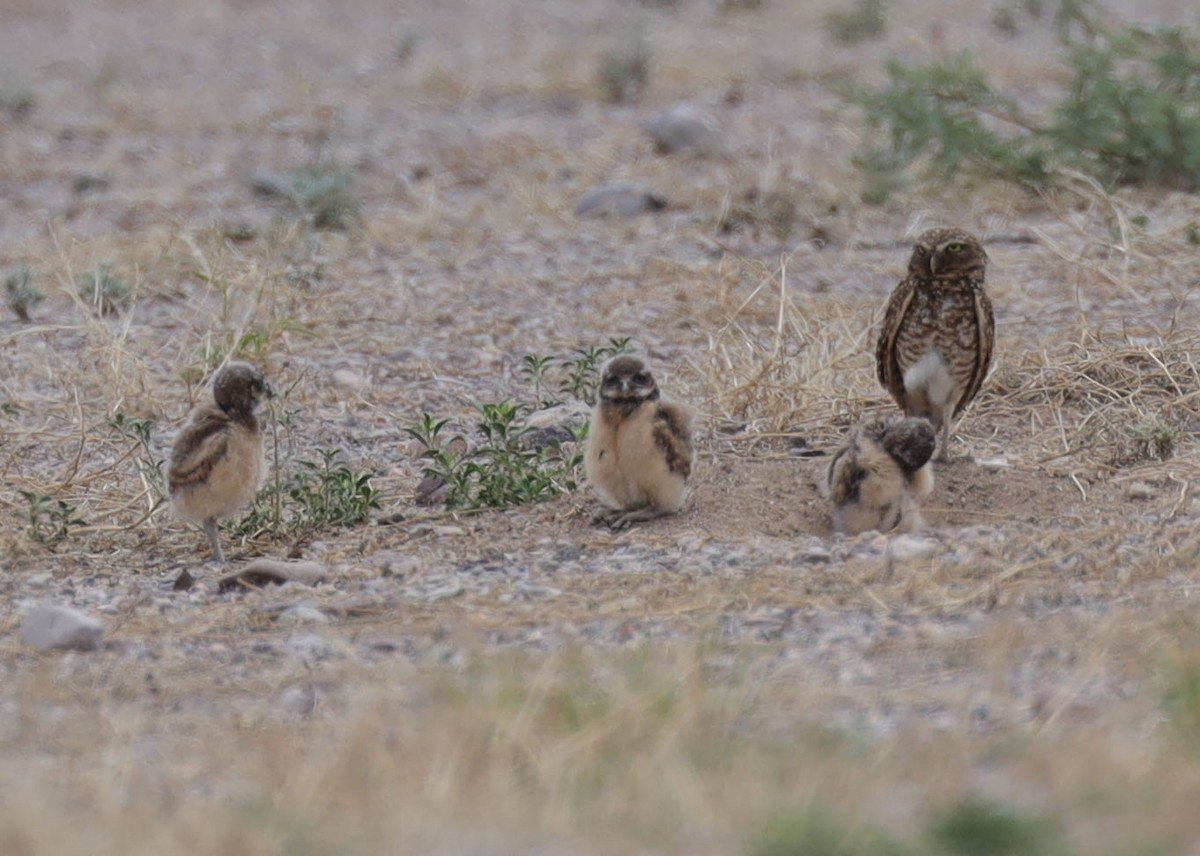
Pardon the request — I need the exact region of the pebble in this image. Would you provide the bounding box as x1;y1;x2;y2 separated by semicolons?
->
887;534;938;562
1123;481;1155;500
19;605;104;651
974;456;1012;472
575;181;666;219
643;105;726;156
332;368;369;392
799;545;833;564
277;604;333;625
218;559;327;593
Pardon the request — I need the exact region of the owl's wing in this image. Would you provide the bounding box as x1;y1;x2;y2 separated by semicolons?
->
875;279;917;405
955;284;995;416
825;440;860;504
653;402;693;478
167;406;231;492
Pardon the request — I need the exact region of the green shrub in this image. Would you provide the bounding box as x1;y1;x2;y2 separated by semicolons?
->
845;4;1200;196
290;151;360;230
927;799;1069;856
597;34;651;104
748;809;911;856
4;265;43;322
826;0;888;45
406;339;631;510
76;263;132;316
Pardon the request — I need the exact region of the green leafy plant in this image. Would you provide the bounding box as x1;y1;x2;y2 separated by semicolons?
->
286;448;382;528
597;34;650;104
233;445;379;540
825;0;888;45
108;411;166;501
4;265;43;322
406;404;587;510
845;4;1200;197
1126;416;1179;463
927;799;1069;856
290;149;360;230
405;339;630;511
76;263;132;316
20;491;86;545
0;82;35;120
749;808;911;856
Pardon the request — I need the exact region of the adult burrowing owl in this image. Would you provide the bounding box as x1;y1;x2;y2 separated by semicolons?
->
875;228;994;461
826;417;936;535
168;362;273;563
585;355;693;529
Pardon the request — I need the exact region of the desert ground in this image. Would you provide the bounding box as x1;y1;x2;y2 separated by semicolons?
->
3;0;1200;853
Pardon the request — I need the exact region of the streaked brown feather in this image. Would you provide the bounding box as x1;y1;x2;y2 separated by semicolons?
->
168;406;232;492
653;402;693;478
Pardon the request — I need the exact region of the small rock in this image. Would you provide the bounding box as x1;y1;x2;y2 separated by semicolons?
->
433;525;466;537
888;534;938;562
1123;481;1155;500
331;368;369;391
71;172;111;194
643;105;726;157
414;475;448;506
277;604;332;625
974;456;1011;472
425;584;465;601
19;605;104;651
575;181;666;219
800;545;833;564
220;219;257;242
218;559;327;593
522;400;590;430
248;171;292;199
278;682;318;718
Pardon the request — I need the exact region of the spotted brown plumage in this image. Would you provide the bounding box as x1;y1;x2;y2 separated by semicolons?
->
875;228;995;461
585;355;694;529
168;362;273;563
826;417;936;535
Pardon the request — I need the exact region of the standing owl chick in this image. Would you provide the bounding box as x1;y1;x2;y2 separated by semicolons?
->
585;355;693;529
875;228;995;461
826;417;936;536
168;362;273;563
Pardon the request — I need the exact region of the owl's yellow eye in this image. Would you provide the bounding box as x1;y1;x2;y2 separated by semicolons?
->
945;242;964;253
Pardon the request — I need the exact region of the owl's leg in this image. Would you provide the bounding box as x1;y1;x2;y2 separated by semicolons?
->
936;417;951;462
608;505;668;530
203;517;226;564
589;504;623;526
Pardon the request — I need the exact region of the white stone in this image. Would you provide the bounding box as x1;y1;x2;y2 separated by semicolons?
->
19;605;104;651
888;534;938;562
277;604;332;625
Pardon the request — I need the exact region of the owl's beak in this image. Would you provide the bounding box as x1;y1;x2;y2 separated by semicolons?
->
929;255;939;275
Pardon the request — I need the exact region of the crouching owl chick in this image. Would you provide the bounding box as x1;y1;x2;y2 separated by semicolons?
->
826;417;936;536
585;355;693;529
168;361;274;563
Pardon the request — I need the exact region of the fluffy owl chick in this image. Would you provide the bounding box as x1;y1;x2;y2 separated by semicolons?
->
585;355;693;529
875;228;995;461
168;362;273;563
826;417;936;536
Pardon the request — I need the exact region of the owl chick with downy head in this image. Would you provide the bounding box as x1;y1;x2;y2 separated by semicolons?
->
168;361;273;563
826;417;936;536
585;355;693;529
875;228;994;461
